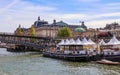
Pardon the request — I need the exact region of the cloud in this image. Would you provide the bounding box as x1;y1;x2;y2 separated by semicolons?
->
46;13;87;22
77;0;100;2
86;19;120;28
59;14;87;20
0;0;120;32
86;12;120;21
49;12;120;28
0;0;19;13
105;2;120;7
100;2;120;12
0;0;57;32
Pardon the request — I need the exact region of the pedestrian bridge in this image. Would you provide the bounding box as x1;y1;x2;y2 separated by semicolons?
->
0;33;54;51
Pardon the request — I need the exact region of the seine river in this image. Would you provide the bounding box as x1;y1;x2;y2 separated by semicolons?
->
0;48;120;75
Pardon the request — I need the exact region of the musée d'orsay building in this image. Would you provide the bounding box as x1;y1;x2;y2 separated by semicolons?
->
15;16;120;38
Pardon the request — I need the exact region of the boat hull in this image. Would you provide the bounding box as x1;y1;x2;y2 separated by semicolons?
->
43;52;120;62
43;52;91;62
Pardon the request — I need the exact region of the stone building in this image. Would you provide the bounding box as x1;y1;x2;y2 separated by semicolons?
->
104;22;120;30
15;16;95;38
102;22;120;37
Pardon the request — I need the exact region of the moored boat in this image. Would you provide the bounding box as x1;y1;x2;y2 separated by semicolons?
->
98;35;120;62
43;50;92;61
96;59;120;65
43;38;96;61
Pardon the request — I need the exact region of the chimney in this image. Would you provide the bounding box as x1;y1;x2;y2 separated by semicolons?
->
81;21;84;26
53;19;56;24
38;16;40;20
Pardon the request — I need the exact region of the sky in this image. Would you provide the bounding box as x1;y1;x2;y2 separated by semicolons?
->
0;0;120;32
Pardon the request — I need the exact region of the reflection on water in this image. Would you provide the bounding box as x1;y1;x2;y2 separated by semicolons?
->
0;48;119;75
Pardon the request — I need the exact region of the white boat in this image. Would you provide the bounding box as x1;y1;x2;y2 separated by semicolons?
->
97;59;120;65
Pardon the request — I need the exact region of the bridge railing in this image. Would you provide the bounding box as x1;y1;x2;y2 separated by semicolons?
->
0;38;51;49
0;32;14;35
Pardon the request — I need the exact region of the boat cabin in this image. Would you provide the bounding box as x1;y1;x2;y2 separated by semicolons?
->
57;38;96;55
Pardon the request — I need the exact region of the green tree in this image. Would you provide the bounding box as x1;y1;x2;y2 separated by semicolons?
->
57;27;72;38
29;25;36;43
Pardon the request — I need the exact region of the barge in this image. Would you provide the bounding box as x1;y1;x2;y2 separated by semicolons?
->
43;50;93;61
43;38;97;61
43;36;120;62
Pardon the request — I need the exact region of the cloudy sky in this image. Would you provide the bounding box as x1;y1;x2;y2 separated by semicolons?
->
0;0;120;32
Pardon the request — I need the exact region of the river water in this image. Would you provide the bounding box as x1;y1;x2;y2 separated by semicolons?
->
0;48;120;75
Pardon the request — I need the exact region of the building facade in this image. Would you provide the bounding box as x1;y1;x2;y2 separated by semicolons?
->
15;17;91;38
16;17;120;39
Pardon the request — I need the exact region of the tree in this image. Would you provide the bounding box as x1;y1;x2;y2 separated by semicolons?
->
16;25;23;35
29;25;36;36
29;25;36;43
57;27;72;38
